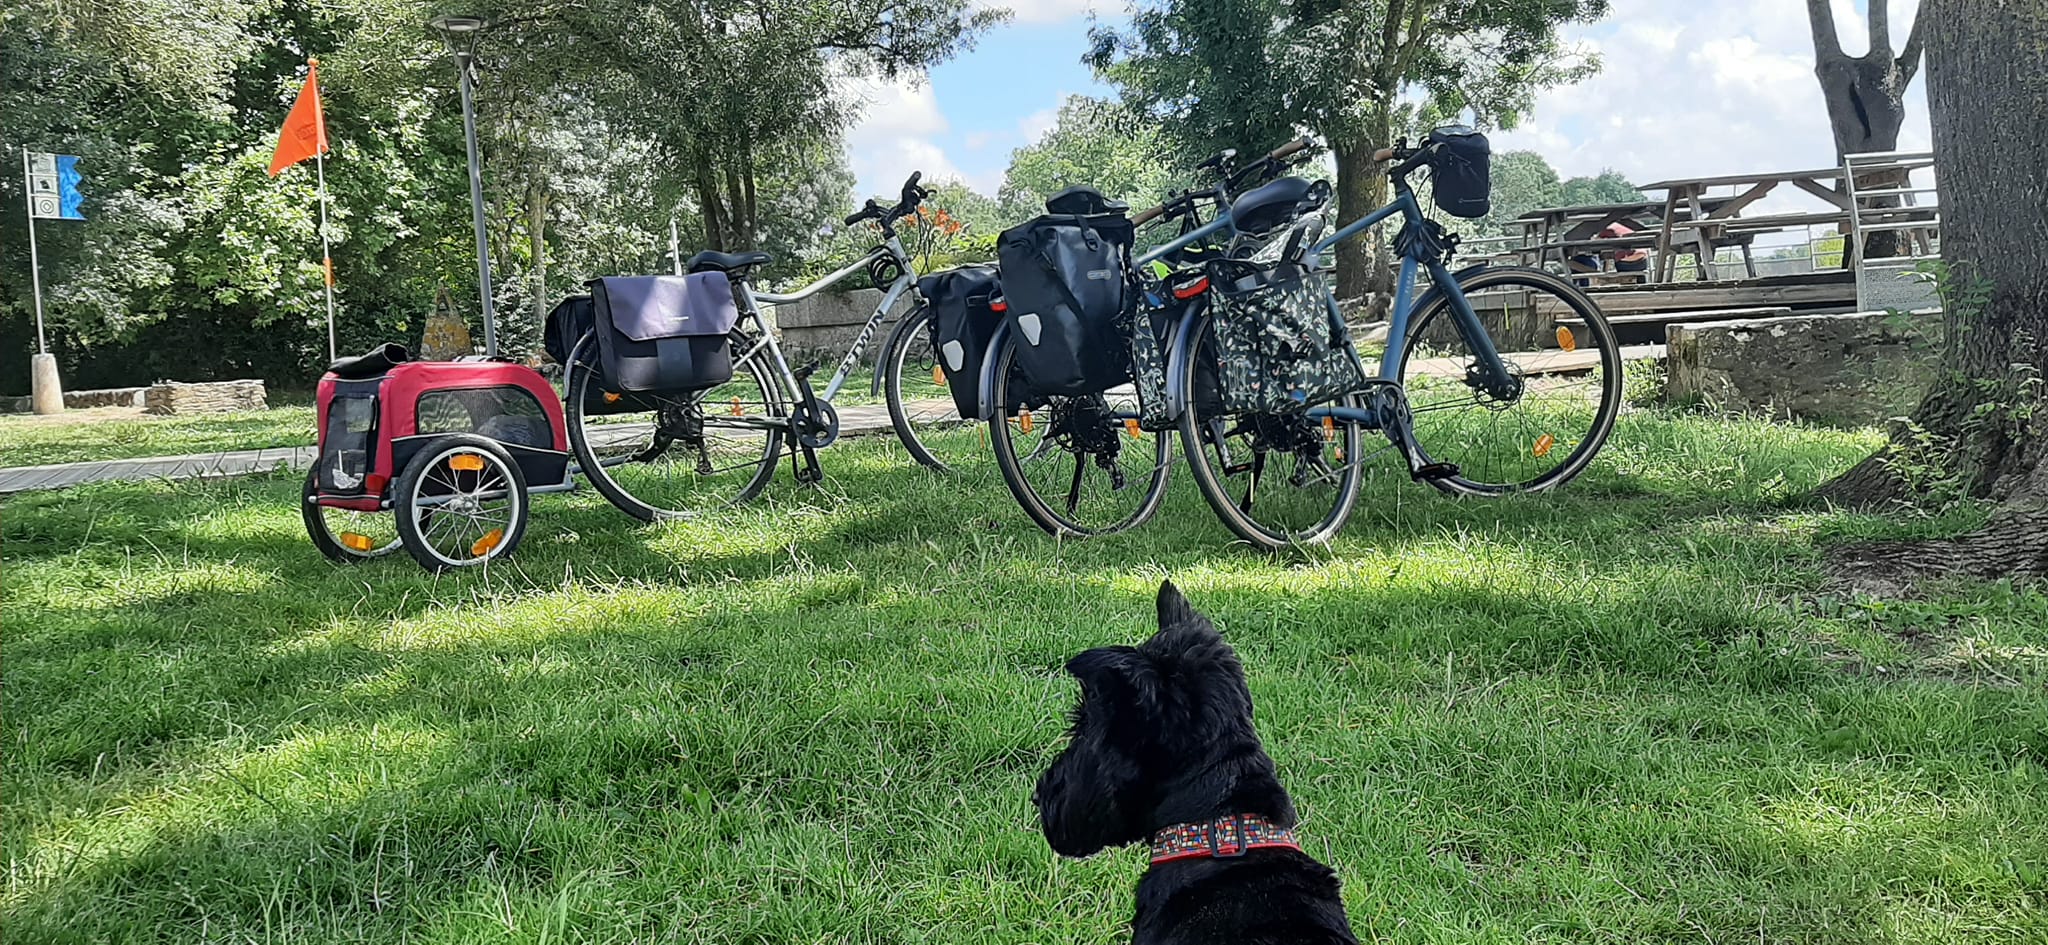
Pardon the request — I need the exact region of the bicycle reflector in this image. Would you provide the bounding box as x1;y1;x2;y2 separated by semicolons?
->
1171;276;1210;300
1533;434;1556;458
990;297;1008;313
470;528;505;557
1125;419;1142;438
730;397;743;417
449;454;485;472
341;533;375;552
1019;409;1034;433
1555;326;1577;352
933;364;947;386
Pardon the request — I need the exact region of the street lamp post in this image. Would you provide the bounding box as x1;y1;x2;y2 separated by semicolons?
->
429;14;497;359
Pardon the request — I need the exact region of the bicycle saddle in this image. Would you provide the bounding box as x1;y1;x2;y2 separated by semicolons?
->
1230;176;1314;235
687;249;773;273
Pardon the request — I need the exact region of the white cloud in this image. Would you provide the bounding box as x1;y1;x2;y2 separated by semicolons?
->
975;0;1104;26
1490;0;1928;243
840;76;969;198
1016;104;1061;144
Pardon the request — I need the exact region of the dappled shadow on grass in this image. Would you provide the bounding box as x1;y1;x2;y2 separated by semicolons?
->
5;418;2044;942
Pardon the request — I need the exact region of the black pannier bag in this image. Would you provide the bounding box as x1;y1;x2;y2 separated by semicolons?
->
918;264;1003;417
1204;259;1364;414
995;198;1135;396
544;294;596;366
588;273;741;393
1426;125;1492;219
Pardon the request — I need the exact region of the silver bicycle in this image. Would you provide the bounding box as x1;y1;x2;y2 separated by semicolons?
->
562;172;980;522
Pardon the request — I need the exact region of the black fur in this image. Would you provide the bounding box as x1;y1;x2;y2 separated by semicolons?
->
1034;581;1358;944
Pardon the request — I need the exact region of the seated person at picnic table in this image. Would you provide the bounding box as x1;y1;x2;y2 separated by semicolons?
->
1570;222;1650;282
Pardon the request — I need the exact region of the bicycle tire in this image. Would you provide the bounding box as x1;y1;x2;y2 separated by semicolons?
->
1397;266;1622;496
988;338;1171;538
884;304;986;472
565;332;787;522
1174;307;1365;550
393;434;529;572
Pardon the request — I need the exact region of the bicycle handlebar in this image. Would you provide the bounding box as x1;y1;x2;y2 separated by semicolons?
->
844;172;929;231
1269;137;1312;161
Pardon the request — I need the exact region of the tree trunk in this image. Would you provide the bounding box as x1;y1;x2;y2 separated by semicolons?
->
1332;106;1393;320
527;182;549;328
723;160;751;251
1806;0;1924;261
1821;0;2048;584
694;147;727;252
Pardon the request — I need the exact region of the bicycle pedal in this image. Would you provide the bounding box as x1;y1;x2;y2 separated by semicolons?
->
794;445;824;484
1411;462;1460;482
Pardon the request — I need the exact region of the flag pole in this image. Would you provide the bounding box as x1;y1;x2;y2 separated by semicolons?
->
21;148;46;355
310;58;336;363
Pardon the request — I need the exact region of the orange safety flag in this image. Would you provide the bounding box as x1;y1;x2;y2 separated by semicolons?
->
267;59;328;177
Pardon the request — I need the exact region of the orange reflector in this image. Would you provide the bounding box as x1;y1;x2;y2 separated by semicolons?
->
933;364;947;386
1555;326;1577;352
448;454;485;472
1533;434;1556;458
730;397;743;417
1321;416;1336;441
1171;277;1210;300
604;391;622;403
340;532;375;551
364;473;388;495
1125;418;1142;438
1334;448;1345;461
1019;410;1034;434
470;528;505;557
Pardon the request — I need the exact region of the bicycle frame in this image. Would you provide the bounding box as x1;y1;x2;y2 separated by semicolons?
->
735;234;921;406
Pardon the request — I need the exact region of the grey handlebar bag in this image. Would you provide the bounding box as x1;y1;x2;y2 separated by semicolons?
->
589;273;742;393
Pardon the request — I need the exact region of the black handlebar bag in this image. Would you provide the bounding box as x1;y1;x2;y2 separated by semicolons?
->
1426;126;1492;219
588;273;741;393
918;264;1003;417
995;210;1135;395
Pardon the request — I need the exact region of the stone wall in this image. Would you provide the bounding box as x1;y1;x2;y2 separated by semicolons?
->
143;380;268;415
767;288;909;364
0;386;148;413
1665;309;1944;426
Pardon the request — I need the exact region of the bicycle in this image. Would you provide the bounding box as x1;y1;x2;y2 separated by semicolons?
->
1151;129;1624;550
561;172;975;521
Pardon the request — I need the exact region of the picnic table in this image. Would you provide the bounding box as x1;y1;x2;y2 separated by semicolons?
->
1513;198;1739;282
1639;167;1858;282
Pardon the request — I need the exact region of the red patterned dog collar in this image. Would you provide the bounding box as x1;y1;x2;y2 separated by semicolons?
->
1149;813;1301;865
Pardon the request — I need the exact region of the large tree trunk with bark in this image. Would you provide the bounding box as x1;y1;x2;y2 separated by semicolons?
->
1333;105;1394;320
1805;0;1925;261
527;182;549;328
1821;0;2048;584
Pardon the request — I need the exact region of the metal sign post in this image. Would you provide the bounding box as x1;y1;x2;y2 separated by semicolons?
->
21;149;49;354
21;148;80;414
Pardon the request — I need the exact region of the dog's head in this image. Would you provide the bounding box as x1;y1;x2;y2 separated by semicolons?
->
1033;580;1278;858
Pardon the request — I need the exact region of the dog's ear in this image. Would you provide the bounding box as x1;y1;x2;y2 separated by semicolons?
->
1147;580;1225;660
1155;579;1211;634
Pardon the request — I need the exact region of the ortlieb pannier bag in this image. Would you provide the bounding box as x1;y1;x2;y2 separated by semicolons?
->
996;200;1135;396
1427;125;1491;219
589;273;741;393
1205;259;1364;414
918;264;1003;417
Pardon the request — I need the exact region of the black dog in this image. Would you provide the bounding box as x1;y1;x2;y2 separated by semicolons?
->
1034;580;1357;944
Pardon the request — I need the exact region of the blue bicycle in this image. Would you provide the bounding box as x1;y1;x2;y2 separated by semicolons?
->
1146;131;1623;549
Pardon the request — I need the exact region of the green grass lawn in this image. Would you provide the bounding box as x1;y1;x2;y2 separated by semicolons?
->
4;410;2045;943
0;406;316;467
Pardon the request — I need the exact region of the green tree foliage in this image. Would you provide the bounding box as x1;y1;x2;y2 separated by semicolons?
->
997;95;1178;221
0;0;992;392
1559;169;1645;207
1089;0;1610;305
1481;149;1563;237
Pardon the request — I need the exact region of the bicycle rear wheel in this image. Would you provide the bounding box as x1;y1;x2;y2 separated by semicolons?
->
885;304;989;472
1397;266;1622;495
565;333;787;522
1175;308;1364;550
988;338;1171;537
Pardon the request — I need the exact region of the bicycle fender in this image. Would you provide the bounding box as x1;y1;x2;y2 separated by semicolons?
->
1163;302;1206;421
871;306;927;398
973;322;1012;422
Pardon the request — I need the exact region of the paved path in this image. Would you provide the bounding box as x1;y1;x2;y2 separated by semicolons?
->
0;398;932;496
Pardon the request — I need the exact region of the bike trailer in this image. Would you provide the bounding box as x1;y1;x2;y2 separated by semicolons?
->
587;273;741;393
918;264;1003;417
995;188;1135;396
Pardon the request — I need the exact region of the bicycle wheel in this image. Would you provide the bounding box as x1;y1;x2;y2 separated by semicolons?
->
1175;308;1365;550
566;333;787;522
1398;266;1622;495
987;338;1171;537
393;434;529;572
884;304;987;472
301;469;401;562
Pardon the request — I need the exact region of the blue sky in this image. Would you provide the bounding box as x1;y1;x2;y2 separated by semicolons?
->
846;0;1929;210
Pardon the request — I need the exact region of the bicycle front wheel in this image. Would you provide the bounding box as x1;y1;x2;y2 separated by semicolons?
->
1398;266;1622;495
988;339;1171;538
1175;307;1365;550
565;333;787;522
885;304;989;473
